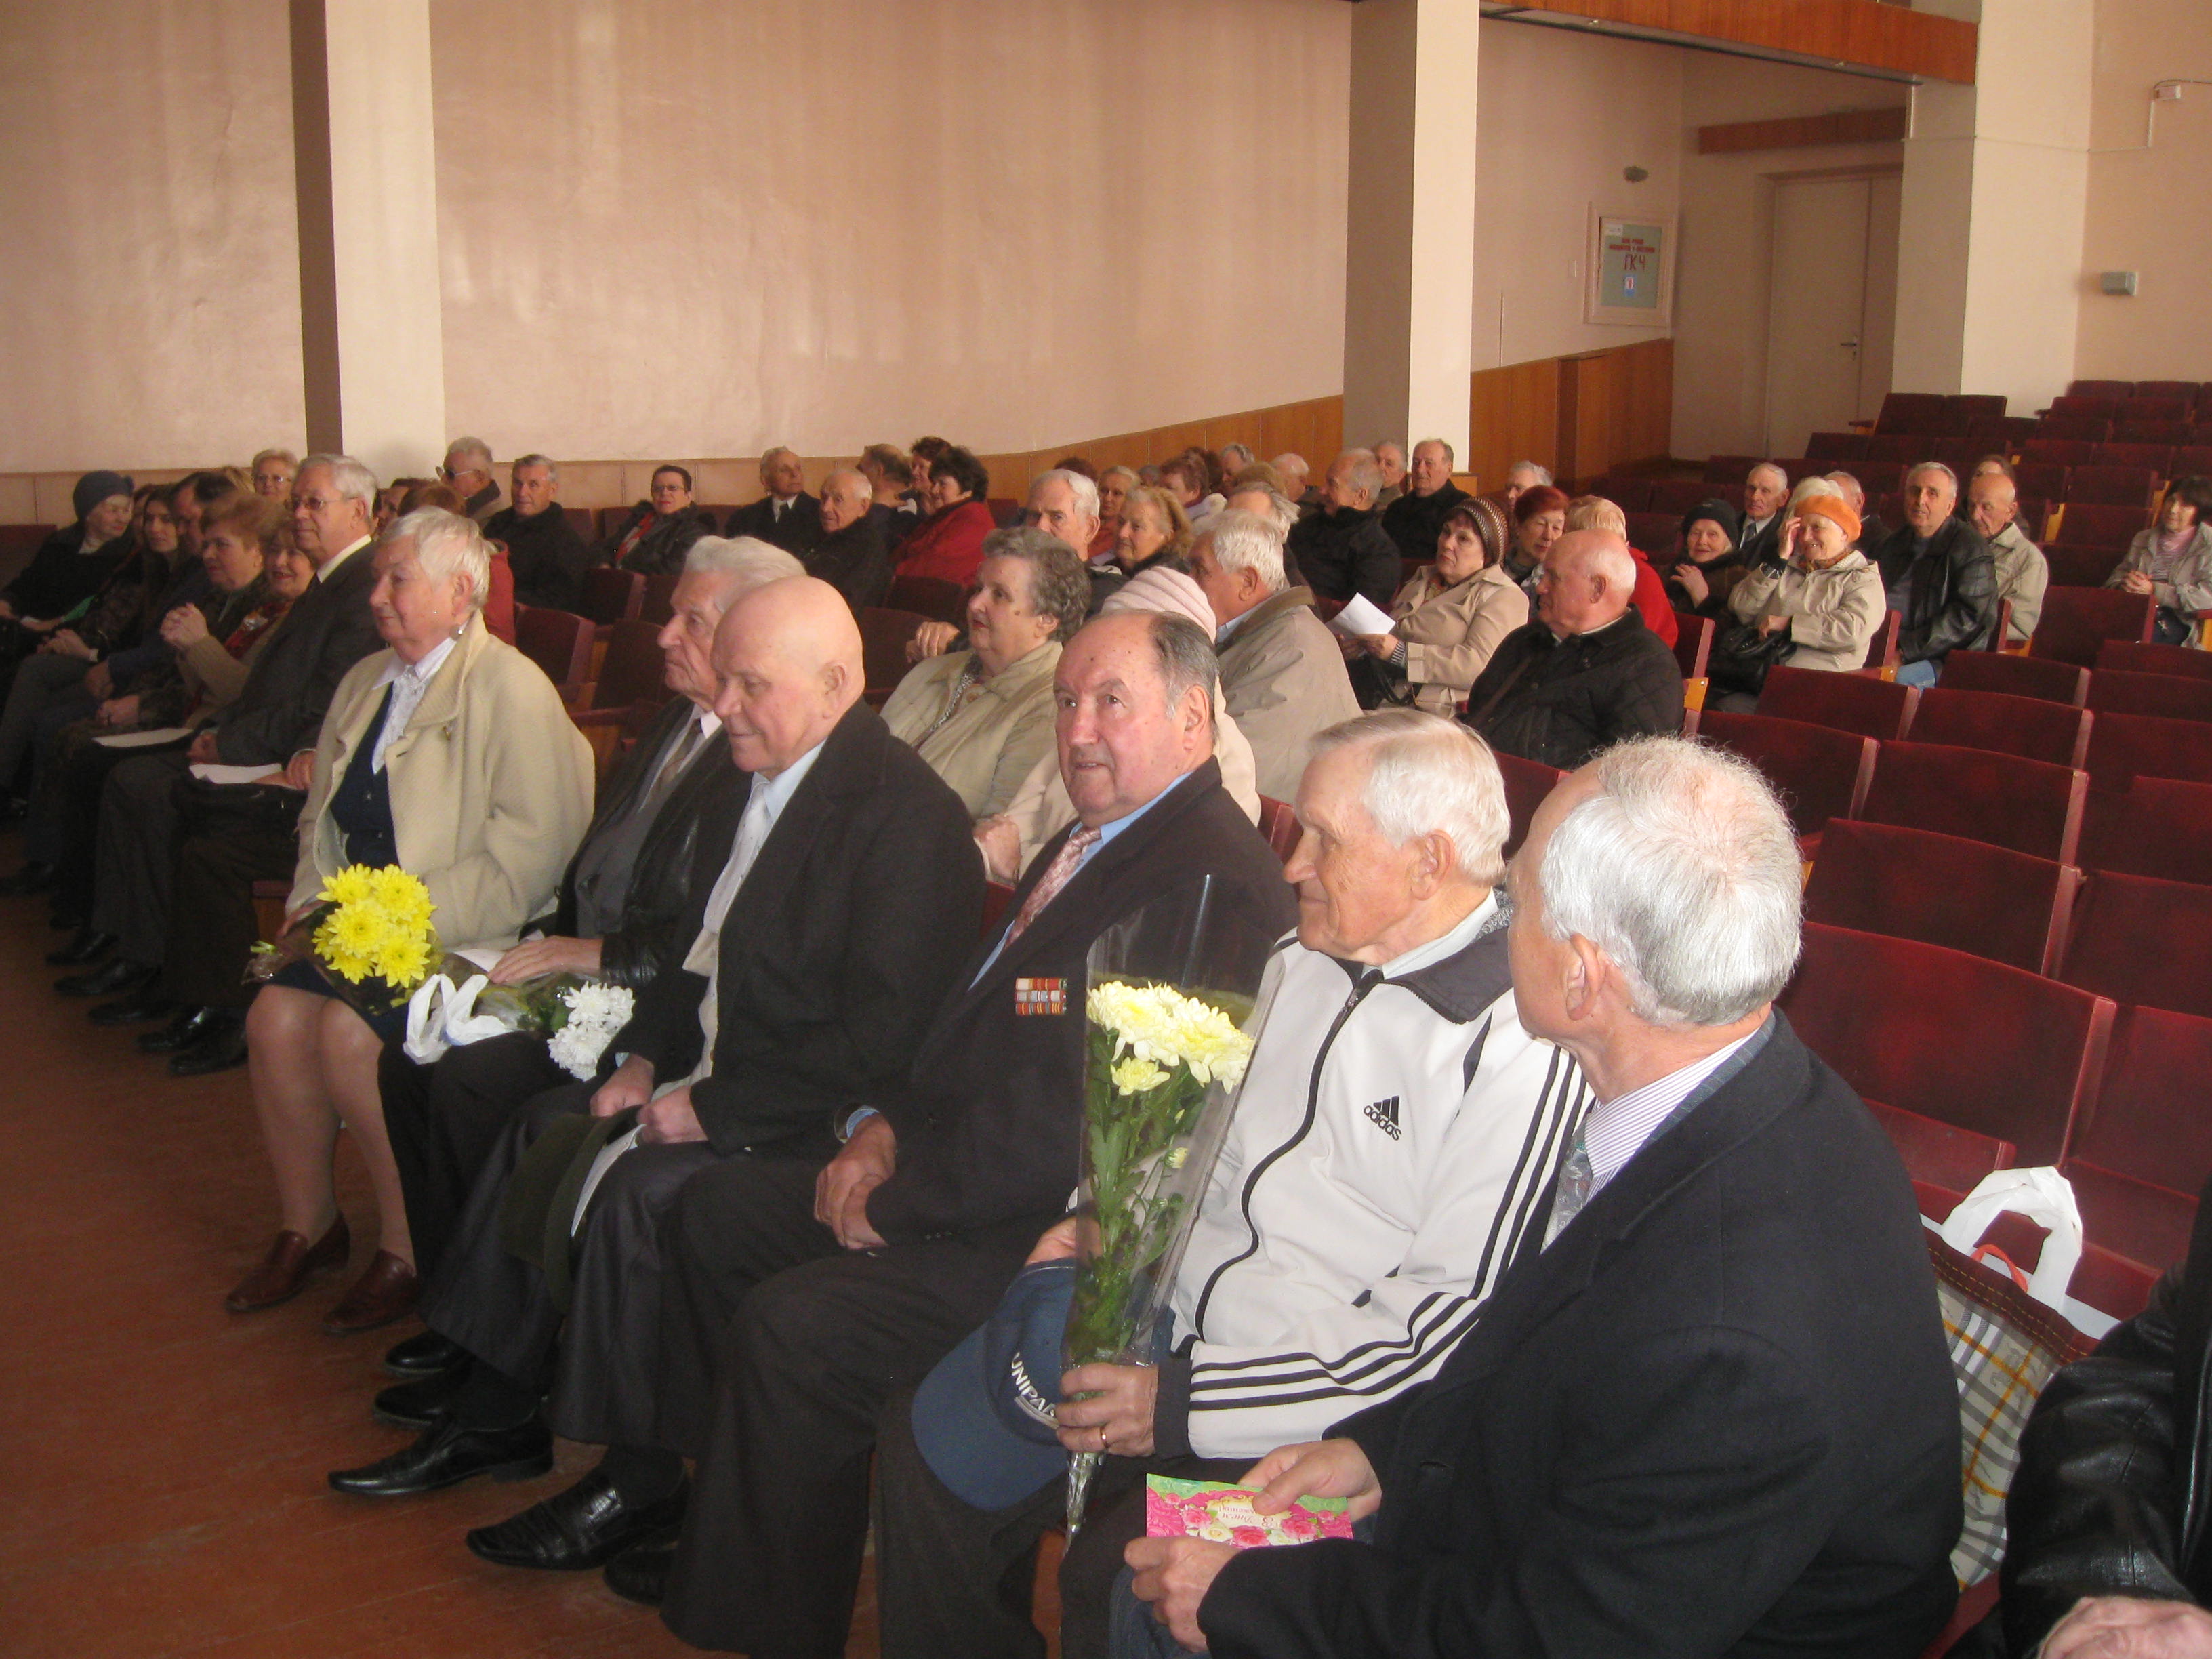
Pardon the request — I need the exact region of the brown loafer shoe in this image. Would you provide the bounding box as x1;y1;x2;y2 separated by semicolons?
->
225;1217;350;1313
324;1251;420;1336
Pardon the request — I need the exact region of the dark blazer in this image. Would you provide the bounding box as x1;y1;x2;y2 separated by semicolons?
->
865;760;1296;1245
596;504;716;576
1462;608;1684;771
2002;1171;2212;1652
210;541;382;765
543;696;747;989
725;492;822;556
615;702;982;1154
803;517;894;613
485;503;591;612
1202;1015;1963;1659
1738;514;1784;571
1288;507;1403;610
1873;517;1997;665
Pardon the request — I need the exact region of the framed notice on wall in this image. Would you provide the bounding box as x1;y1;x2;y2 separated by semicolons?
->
1585;206;1675;328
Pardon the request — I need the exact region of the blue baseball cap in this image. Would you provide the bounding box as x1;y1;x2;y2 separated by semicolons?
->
910;1258;1076;1511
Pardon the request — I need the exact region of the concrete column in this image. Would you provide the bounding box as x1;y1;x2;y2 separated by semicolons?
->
1890;0;2093;413
290;0;447;482
1342;0;1482;468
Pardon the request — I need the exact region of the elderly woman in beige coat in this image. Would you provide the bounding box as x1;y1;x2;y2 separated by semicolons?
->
975;566;1262;881
1344;497;1528;714
880;526;1090;819
229;508;592;1334
1726;492;1886;672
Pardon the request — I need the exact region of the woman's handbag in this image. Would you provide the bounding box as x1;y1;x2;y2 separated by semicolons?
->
1706;621;1797;699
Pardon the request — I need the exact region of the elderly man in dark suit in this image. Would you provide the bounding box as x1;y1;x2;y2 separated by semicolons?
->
602;610;1298;1658
1128;735;1962;1659
323;579;983;1561
365;538;797;1298
724;447;821;555
57;454;384;1025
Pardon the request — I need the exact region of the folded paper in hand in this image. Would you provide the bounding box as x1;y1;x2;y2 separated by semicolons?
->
93;726;194;750
190;762;289;786
1326;593;1395;638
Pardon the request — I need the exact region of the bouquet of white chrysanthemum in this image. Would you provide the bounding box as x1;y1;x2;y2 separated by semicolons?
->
545;981;637;1080
402;966;633;1078
1063;880;1276;1533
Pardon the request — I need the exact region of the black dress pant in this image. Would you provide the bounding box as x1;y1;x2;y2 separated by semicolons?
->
380;1033;571;1282
44;731;184;910
870;1397;1244;1659
654;1155;1048;1658
88;749;190;962
159;804;300;1008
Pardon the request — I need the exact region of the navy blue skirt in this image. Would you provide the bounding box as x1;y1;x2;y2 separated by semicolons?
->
264;957;412;1042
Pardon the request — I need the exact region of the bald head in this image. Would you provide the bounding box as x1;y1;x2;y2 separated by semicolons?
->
1967;472;2018;540
709;576;863;776
1538;530;1637;638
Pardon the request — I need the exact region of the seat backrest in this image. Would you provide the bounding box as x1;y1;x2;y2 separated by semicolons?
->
1703;453;1762;484
1938;649;2088;705
1757;665;1916;741
2172;445;2212;478
2060;869;2212;1020
512;605;593;695
887;573;968;623
2094;442;2175;474
2042;545;2124;589
2068;380;2134;401
1805;818;2080;975
1866;1101;2016;1202
1647;478;1711;514
2087;667;2212;725
2066;465;2160;508
2096;639;2212;682
1904;687;2093;769
1779;922;2112;1164
2031;587;2155;667
2062;1162;2200;1278
577;565;644;626
589;618;670;710
1805;432;1866;462
2133;380;2201;401
1860;739;2087;863
1865;432;1924;464
2112;422;2194;447
560;506;596;544
1493;750;1564;856
981;880;1016;940
1626;511;1679;557
1876;392;1949;434
638;571;681;627
1870;608;1902;668
859;606;930;698
2051;394;2122;421
1256;796;1302;863
2037;415;2114;443
1947;394;2007;424
1856;459;1905;495
2064;1004;2212;1267
2054;503;2152;550
2125;396;2191;424
1592;475;1654;510
2084;708;2212;793
1691;710;1875;839
2080;774;2212;884
2015;459;2072;499
1670;609;1713;680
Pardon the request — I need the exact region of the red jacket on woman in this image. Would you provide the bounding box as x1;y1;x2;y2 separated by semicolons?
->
894;499;996;588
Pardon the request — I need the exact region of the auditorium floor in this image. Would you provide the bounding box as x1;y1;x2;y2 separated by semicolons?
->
0;866;981;1658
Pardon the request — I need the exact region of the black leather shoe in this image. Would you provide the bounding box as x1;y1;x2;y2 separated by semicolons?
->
169;1012;248;1076
372;1363;472;1430
384;1330;467;1378
0;862;55;897
138;1005;217;1054
467;1471;689;1572
602;1537;676;1607
327;1415;552;1498
89;989;178;1027
46;928;117;967
57;957;155;999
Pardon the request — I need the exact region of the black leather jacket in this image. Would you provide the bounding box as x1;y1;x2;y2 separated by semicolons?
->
2001;1174;2212;1652
1874;517;1997;665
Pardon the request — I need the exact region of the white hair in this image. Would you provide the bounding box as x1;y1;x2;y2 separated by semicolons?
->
1219;443;1256;472
1538;737;1802;1027
387;506;491;610
1271;453;1310;482
1825;470;1864;507
1101;465;1139;489
1310;710;1509;890
1202;508;1287;594
1908;461;1960;494
1031;467;1100;523
1747;461;1788;489
1787;475;1843;515
684;535;805;592
1555;532;1636;594
1565;496;1626;537
1507;461;1552;485
822;466;872;503
445;436;494;472
1414;437;1456;468
758;446;800;480
300;453;378;508
513;453;559;482
251;447;298;470
1336;449;1385;506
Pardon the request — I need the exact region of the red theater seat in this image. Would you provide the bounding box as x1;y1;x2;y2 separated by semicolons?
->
1937;649;2088;706
2087;668;2212;724
2083;709;2212;793
1692;710;1873;848
1904;688;2092;769
2097;640;2212;681
2062;1004;2212;1269
1804;819;2080;975
1493;751;1563;856
1756;665;1916;741
2079;775;2212;885
2060;869;2212;1021
2032;588;2155;667
1860;741;2087;863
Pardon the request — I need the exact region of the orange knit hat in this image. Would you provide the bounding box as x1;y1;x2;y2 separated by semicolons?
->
1793;493;1861;544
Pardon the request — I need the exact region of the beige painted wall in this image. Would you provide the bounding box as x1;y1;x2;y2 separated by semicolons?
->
2075;0;2212;380
0;0;305;477
1671;56;1908;461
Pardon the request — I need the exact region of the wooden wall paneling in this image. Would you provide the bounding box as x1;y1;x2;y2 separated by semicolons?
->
0;475;37;522
1494;0;1976;84
1697;108;1909;155
558;461;624;509
1467;357;1561;495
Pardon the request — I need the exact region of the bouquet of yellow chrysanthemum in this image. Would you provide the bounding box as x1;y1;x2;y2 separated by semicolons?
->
248;863;440;1014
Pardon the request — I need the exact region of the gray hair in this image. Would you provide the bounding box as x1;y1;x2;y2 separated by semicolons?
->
1414;437;1456;468
386;506;491;610
1507;461;1553;485
1787;475;1843;515
513;453;559;482
1310;710;1509;889
822;466;872;503
759;445;800;479
1218;443;1256;472
1145;612;1219;718
1226;486;1299;539
1271;452;1309;481
1030;467;1100;524
251;447;298;470
1538;736;1802;1027
300;453;378;508
1747;461;1788;489
1908;460;1960;493
981;525;1090;642
1101;465;1139;490
445;436;494;472
684;535;805;592
1825;470;1864;506
1336;449;1385;506
1202;507;1288;594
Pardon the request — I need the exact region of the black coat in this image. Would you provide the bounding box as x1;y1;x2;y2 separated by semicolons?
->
543;696;748;989
865;760;1297;1244
726;492;822;556
1462;608;1684;771
1288;508;1402;609
3;523;126;622
1738;514;1784;571
209;542;382;765
1873;517;1997;665
2002;1171;2212;1652
1202;1015;1963;1659
803;518;893;613
485;504;591;613
596;504;716;576
1380;481;1471;563
615;702;982;1154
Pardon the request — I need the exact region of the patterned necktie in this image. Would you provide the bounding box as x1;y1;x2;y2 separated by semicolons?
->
1001;825;1101;949
1543;1120;1595;1248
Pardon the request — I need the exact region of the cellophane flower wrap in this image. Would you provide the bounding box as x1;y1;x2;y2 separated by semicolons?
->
402;968;635;1078
1063;878;1276;1533
247;863;440;1015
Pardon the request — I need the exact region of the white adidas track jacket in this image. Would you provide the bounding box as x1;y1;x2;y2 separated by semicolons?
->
1157;897;1589;1461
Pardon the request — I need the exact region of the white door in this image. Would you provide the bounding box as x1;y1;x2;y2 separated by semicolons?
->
1856;173;1903;424
1765;176;1873;459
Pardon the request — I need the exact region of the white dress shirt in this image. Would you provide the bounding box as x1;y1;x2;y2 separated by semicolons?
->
369;632;459;773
